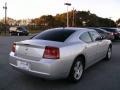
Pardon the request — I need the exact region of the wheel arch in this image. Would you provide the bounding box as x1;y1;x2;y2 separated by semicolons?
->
73;54;86;70
109;43;112;48
68;54;86;81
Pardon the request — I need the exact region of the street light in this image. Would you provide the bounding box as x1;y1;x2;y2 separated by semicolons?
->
64;3;71;27
3;2;7;35
72;8;75;27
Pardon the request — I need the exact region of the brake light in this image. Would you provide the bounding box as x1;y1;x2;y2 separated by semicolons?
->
114;33;118;35
12;43;16;52
43;46;60;59
110;33;113;35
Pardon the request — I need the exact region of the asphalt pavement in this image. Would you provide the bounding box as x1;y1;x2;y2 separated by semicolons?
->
0;36;120;90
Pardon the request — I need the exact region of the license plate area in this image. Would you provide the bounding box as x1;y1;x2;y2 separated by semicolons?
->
17;61;30;70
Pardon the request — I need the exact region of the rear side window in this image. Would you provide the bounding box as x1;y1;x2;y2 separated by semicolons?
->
33;29;75;42
80;32;92;43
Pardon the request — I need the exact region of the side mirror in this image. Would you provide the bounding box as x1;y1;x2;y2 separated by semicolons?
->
101;35;106;39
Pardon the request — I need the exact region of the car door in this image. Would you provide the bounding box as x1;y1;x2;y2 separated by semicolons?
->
79;32;98;67
89;31;106;62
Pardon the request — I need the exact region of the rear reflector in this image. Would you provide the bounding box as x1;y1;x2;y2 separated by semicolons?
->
43;46;60;59
12;43;16;52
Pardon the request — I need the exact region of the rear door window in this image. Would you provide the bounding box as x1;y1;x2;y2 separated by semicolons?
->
80;32;92;43
89;31;101;41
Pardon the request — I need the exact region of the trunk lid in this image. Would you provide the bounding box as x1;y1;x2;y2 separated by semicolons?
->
14;39;64;61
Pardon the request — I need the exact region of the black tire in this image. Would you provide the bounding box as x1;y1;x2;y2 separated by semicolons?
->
68;57;84;82
25;33;29;36
105;46;112;61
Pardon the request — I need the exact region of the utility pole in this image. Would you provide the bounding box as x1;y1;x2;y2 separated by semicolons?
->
72;8;75;27
109;17;112;27
64;3;71;27
3;2;7;35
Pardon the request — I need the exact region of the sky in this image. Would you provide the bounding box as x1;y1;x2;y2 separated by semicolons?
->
0;0;120;21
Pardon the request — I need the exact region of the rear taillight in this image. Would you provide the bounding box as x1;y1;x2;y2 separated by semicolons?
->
114;33;118;35
43;46;60;59
12;43;16;52
110;33;113;35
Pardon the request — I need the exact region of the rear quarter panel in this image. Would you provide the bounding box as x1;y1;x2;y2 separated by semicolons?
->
59;42;85;75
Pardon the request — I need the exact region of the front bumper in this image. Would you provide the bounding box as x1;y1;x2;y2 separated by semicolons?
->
9;53;70;79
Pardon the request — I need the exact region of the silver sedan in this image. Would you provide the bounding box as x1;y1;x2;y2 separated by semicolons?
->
9;28;112;82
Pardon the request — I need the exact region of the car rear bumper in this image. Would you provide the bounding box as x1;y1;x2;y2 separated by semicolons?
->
108;35;114;40
114;34;120;39
9;53;70;79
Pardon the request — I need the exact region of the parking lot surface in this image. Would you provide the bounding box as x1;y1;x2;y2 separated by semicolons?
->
0;36;120;90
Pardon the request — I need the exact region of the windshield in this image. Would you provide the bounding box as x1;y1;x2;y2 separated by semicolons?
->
17;27;27;31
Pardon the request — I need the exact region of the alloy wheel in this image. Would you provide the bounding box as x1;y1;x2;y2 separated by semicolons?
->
73;61;83;80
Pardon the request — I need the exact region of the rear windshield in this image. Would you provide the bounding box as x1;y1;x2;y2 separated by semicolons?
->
32;29;75;42
101;28;117;32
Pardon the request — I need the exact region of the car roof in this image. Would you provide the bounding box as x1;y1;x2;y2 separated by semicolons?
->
93;28;110;33
49;27;95;32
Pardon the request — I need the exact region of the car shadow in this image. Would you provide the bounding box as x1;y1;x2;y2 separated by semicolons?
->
8;57;116;90
15;59;107;87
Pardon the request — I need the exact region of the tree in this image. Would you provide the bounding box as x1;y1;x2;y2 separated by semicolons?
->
116;18;120;27
31;10;117;28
